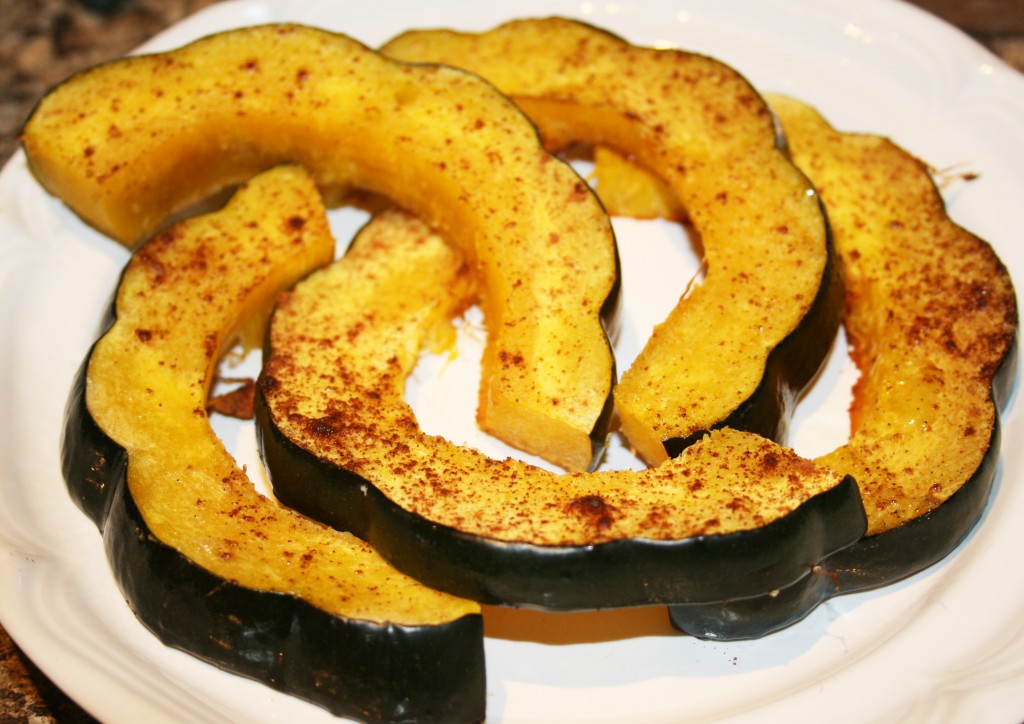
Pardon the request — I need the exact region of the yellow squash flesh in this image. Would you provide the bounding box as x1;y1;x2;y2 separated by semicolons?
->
86;165;478;625
382;17;832;466
22;22;617;473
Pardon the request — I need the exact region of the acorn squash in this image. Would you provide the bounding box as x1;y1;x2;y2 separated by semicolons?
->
643;96;1015;638
257;207;865;609
60;166;486;722
381;16;840;466
23;22;618;473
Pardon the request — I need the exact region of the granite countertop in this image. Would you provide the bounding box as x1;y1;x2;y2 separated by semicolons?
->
1;1;1023;721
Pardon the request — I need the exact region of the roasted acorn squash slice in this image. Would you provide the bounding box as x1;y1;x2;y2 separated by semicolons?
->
60;166;486;722
597;97;1016;638
257;207;865;609
381;17;840;466
23;22;618;473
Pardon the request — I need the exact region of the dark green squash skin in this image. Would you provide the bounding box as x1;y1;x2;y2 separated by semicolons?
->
62;355;120;528
61;326;487;723
61;292;119;527
663;208;842;458
256;387;865;611
669;331;1019;640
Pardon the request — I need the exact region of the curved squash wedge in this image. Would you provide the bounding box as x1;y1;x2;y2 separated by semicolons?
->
257;207;865;609
665;97;1017;638
60;166;486;721
381;17;841;466
23;22;618;473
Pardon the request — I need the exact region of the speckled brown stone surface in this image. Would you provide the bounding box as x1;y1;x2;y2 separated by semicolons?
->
0;631;97;722
0;0;1022;721
1;0;220;163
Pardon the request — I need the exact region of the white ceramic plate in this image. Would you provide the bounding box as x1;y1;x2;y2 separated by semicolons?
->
1;0;1022;721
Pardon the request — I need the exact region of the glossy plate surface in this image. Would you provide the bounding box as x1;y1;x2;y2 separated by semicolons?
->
1;0;1022;721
